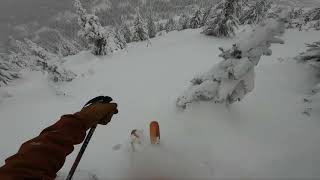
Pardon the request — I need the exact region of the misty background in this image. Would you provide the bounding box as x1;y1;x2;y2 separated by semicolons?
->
0;0;319;53
0;0;72;47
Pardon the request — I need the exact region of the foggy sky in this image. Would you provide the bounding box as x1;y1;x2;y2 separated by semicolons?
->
0;0;72;43
0;0;319;49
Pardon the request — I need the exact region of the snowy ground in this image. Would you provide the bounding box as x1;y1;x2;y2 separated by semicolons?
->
1;28;320;179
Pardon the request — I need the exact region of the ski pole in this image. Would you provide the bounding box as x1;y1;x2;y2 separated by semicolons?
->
66;96;113;180
66;125;97;180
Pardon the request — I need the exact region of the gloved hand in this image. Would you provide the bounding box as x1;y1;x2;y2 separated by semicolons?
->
75;97;118;129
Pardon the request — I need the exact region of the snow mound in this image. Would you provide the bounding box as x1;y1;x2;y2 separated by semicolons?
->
177;18;286;108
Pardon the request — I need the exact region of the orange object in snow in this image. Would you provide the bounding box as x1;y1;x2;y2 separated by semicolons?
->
150;121;160;144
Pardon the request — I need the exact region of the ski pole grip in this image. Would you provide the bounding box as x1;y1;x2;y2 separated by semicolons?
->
83;96;113;108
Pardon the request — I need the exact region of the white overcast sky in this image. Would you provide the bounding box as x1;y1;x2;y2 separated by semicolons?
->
0;0;72;43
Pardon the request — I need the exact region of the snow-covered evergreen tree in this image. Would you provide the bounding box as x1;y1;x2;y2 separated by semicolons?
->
177;14;190;31
232;0;245;18
34;58;77;83
113;27;127;50
289;8;304;20
295;40;320;113
207;0;243;19
240;0;272;25
5;52;26;70
202;11;238;37
303;8;320;30
4;38;76;84
202;0;240;37
190;9;203;29
165;18;177;33
238;0;249;17
24;38;77;82
99;27;127;53
295;41;320;68
24;38;58;62
147;14;157;38
120;23;133;43
132;11;149;42
267;5;284;19
8;39;33;68
304;7;320;22
158;23;165;32
13;39;32;57
74;0;109;55
286;8;305;29
177;18;286;108
8;39;41;70
35;29;80;57
201;6;212;26
313;20;320;30
0;57;20;87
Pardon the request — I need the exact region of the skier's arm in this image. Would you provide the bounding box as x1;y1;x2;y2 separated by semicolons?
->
0;102;118;180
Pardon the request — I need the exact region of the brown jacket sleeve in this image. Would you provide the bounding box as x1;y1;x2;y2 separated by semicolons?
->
0;114;90;180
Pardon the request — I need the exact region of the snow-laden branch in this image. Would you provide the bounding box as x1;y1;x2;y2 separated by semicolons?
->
295;41;320;68
0;58;20;87
177;18;286;109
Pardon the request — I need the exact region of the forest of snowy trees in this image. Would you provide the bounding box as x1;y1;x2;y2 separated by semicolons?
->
0;0;319;88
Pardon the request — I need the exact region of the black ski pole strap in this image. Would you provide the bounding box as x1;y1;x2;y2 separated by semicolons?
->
66;96;113;180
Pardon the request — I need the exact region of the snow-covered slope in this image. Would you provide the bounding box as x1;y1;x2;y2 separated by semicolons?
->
1;28;320;179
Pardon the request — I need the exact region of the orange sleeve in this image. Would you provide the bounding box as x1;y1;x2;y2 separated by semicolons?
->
0;114;90;180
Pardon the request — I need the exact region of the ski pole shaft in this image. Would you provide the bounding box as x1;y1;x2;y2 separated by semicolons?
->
66;96;114;180
66;125;97;180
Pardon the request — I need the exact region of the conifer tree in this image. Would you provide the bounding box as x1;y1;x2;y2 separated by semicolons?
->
36;29;79;57
147;13;157;38
304;7;320;22
202;0;240;37
6;38;76;83
313;20;320;30
73;0;109;55
178;14;190;31
9;39;33;68
201;6;212;26
24;38;58;62
113;27;127;50
120;23;133;43
165;18;177;33
24;38;76;82
239;0;272;25
158;23;165;32
295;40;320;108
190;9;203;29
0;57;20;87
132;11;149;42
296;41;320;68
289;8;304;20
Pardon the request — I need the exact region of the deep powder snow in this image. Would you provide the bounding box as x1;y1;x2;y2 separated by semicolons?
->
0;28;320;179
